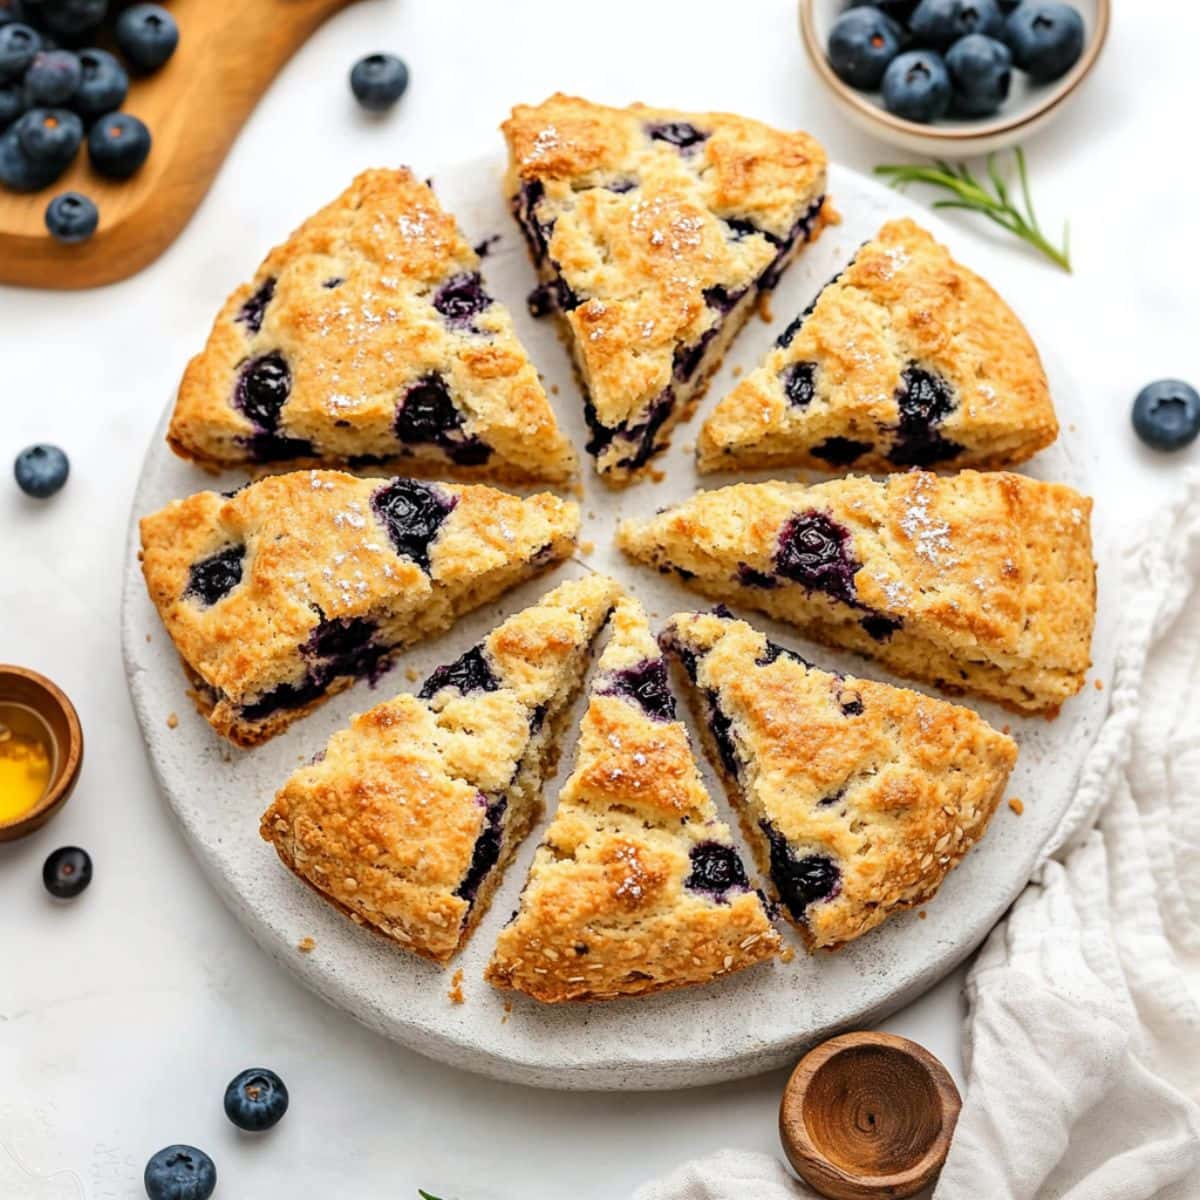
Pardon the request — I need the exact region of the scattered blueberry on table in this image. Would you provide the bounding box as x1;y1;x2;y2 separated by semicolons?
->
88;110;150;178
350;52;410;112
224;1067;290;1132
144;1145;217;1200
42;846;92;898
1132;380;1200;453
45;189;96;241
14;443;70;496
828;0;1086;124
115;4;178;74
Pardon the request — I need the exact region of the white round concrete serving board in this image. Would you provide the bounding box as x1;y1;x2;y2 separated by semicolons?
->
122;158;1115;1090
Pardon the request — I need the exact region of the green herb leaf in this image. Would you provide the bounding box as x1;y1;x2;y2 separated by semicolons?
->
417;1191;444;1199
874;148;1072;273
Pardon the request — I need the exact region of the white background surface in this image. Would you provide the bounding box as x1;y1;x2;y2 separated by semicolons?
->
0;2;1195;1197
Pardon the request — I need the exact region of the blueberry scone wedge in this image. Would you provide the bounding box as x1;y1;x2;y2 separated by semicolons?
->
661;610;1017;950
697;219;1058;474
260;575;621;964
140;471;579;746
619;471;1095;715
503;93;829;484
487;596;780;1002
167;168;576;483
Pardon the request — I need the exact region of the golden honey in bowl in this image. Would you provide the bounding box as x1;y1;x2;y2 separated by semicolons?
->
0;702;56;824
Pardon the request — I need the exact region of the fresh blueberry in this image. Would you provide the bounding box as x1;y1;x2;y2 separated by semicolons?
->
44;190;97;242
349;52;408;112
0;21;38;82
946;34;1012;115
16;106;81;164
0;122;59;188
827;7;902;90
1131;379;1200;452
881;49;952;122
71;47;127;121
14;443;69;496
859;0;919;21
33;0;108;39
143;1145;216;1200
24;49;80;105
115;3;177;74
223;1067;289;1133
86;109;149;177
0;79;24;126
910;0;1003;48
1004;1;1084;82
43;846;92;898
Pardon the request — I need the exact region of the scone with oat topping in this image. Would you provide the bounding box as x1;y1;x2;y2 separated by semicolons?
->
502;93;829;484
139;470;579;746
167;168;577;484
619;471;1095;715
661;610;1017;950
486;596;779;1001
261;575;621;964
697;219;1058;474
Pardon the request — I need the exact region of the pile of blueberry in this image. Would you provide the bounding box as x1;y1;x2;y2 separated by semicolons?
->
0;0;178;243
826;0;1086;124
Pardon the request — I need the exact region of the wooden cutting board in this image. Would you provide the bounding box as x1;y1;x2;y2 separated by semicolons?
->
0;0;360;290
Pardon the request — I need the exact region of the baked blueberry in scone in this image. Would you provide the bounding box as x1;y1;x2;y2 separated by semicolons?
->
502;93;829;485
260;575;622;965
486;597;779;1001
139;470;579;746
619;470;1095;715
167;168;577;484
660;610;1017;950
697;219;1058;474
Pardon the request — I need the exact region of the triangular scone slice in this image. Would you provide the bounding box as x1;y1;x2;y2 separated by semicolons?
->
140;471;579;746
660;610;1017;950
503;94;829;485
618;471;1095;715
487;597;780;1002
167;168;576;484
697;219;1058;474
261;575;622;964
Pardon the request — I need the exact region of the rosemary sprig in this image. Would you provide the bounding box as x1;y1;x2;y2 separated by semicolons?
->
417;1192;444;1199
874;148;1072;273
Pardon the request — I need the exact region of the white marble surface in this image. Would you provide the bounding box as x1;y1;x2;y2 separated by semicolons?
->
0;2;1195;1196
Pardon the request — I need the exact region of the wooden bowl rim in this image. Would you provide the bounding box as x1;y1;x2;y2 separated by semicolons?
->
798;0;1111;145
779;1030;962;1194
0;665;84;840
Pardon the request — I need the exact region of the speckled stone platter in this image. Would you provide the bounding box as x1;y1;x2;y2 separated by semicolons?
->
121;159;1115;1090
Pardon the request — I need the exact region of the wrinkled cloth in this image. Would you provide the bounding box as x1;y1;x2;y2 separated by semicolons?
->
636;473;1200;1200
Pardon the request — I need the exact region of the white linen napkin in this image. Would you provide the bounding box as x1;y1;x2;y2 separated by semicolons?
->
635;473;1200;1200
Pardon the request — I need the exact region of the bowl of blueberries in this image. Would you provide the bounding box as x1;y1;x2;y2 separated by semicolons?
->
799;0;1109;155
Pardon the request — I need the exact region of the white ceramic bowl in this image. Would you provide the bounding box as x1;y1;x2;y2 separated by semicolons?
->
799;0;1109;157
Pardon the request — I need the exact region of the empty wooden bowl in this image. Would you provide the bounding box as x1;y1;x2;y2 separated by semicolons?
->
779;1031;961;1200
0;666;84;841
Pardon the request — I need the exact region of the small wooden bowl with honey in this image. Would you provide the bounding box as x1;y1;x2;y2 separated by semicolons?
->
0;666;83;841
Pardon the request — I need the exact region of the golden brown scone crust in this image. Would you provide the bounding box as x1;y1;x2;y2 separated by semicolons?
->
487;597;780;1002
698;219;1058;473
168;168;576;483
139;470;579;745
261;575;622;964
662;611;1017;950
618;471;1095;715
502;94;829;482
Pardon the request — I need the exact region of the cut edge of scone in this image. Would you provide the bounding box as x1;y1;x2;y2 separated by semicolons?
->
260;574;623;964
697;218;1059;475
139;472;580;747
502;93;831;487
486;595;781;1001
617;471;1095;717
660;609;1017;951
167;167;578;485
